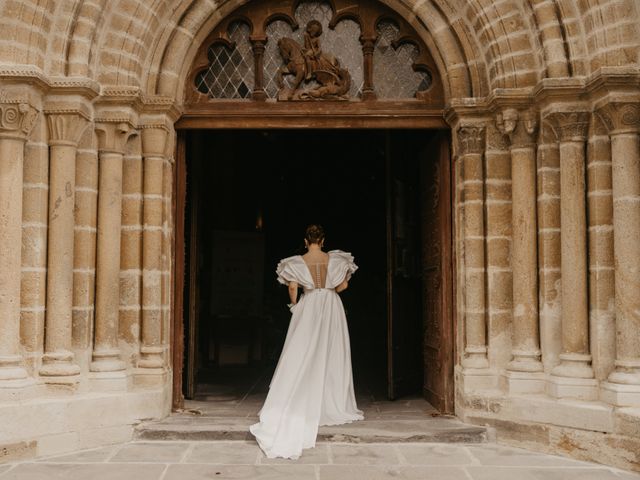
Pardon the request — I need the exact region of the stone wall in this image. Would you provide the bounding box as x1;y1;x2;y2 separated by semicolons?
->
0;0;639;471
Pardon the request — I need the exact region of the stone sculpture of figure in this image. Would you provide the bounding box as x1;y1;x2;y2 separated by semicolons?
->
276;20;351;101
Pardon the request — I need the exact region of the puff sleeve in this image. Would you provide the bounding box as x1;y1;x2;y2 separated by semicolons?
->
275;256;300;285
328;250;358;286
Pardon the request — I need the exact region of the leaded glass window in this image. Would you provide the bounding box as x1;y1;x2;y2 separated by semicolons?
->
188;0;441;103
195;21;254;99
373;21;432;99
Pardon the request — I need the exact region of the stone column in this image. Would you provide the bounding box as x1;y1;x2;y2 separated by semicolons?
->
91;121;135;374
586;117;615;382
483;125;513;371
545;111;597;400
39;106;89;382
0;97;38;383
458;125;489;372
597;100;640;406
138;125;169;371
536;127;562;373
496;108;544;393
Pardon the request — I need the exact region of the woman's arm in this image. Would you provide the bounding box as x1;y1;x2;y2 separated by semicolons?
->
335;279;349;293
288;281;299;304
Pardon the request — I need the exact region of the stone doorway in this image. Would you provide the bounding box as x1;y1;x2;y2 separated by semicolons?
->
172;128;454;418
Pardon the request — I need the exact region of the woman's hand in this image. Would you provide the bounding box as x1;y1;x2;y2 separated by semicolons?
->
336;279;349;293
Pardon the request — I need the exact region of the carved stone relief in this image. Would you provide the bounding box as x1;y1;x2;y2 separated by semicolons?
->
277;20;352;100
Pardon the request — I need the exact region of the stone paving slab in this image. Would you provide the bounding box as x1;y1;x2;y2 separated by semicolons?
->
2;441;639;479
466;444;593;466
0;463;167;480
396;444;476;465
465;466;632;480
109;442;190;463
184;442;261;464
318;465;469;479
164;464;316;479
34;446;117;463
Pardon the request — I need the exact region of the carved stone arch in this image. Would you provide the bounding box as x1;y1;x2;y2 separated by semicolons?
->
149;0;472;104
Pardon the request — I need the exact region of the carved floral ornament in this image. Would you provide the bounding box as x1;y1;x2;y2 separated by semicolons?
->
596;101;640;134
186;0;442;103
456;126;485;156
0;91;38;139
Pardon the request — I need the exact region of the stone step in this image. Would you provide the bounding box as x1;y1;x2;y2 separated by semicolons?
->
134;415;491;444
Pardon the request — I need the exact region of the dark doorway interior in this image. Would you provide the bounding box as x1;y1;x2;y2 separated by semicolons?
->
181;129;451;410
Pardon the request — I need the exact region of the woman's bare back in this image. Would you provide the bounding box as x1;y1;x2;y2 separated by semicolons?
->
302;251;329;289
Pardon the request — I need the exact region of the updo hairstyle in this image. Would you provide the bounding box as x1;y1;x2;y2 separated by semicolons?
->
304;224;325;245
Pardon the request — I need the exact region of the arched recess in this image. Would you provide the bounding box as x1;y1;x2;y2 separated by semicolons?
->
171;0;450;128
147;0;489;105
169;0;457;412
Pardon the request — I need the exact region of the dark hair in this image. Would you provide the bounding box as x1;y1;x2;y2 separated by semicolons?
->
305;224;325;245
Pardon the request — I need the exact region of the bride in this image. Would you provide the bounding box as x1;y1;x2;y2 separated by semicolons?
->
250;224;364;459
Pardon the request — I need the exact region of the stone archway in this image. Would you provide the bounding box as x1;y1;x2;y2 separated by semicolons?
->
169;0;455;413
0;0;639;470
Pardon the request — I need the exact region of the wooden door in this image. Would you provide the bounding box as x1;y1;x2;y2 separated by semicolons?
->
386;132;424;400
184;136;202;400
421;132;454;413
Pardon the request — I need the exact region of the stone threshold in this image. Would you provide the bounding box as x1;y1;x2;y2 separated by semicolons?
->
134;416;491;444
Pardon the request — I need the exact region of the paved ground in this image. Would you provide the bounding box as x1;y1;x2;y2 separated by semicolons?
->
1;440;639;479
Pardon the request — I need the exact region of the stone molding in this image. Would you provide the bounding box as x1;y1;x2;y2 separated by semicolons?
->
457;125;486;155
496;108;538;148
544;111;590;142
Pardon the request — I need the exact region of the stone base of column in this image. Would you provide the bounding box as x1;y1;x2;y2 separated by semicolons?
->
0;355;30;385
546;375;598;400
457;366;499;393
551;353;594;378
607;360;640;385
501;370;546;394
89;369;129;391
600;381;640;407
133;367;168;388
40;351;81;384
507;350;543;373
90;348;126;373
600;360;640;406
138;346;164;370
462;346;489;369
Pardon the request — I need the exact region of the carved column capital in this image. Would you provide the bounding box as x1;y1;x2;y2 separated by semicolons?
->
140;124;169;158
595;101;640;135
360;36;376;54
94;121;136;155
544;111;590;142
457;125;486;155
0;97;38;141
45;114;89;148
496;108;538;148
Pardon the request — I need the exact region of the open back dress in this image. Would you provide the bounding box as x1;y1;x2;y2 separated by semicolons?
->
249;249;364;459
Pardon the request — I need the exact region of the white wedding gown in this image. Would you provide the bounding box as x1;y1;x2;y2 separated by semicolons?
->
249;249;364;459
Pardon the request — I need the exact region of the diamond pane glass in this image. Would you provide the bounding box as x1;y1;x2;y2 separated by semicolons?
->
264;1;364;98
373;21;432;99
195;21;254;99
